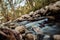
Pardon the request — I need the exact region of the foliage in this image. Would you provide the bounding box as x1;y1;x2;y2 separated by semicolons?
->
0;0;59;23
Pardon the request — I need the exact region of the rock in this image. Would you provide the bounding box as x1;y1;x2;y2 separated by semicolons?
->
41;24;60;35
33;10;41;17
32;26;43;34
19;21;30;25
43;35;50;40
15;26;26;34
53;35;60;40
24;33;36;40
29;11;34;17
0;1;60;40
54;1;60;7
0;28;20;40
25;18;48;28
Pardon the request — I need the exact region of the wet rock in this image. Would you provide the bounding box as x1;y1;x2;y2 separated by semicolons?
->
41;24;60;35
18;21;30;25
25;18;48;28
43;35;50;40
32;26;43;34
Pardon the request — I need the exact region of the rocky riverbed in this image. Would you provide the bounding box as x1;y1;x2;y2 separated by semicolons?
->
0;1;60;40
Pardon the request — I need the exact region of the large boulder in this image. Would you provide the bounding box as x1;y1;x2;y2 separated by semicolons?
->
0;28;20;40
